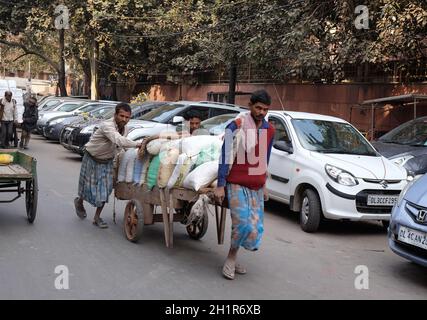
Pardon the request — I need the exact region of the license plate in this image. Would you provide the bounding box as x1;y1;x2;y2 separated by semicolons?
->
398;226;427;251
367;195;398;206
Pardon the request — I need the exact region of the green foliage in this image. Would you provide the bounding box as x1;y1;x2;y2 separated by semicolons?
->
1;0;426;86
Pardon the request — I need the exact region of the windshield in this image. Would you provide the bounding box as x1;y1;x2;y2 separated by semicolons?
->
57;103;82;112
42;100;61;111
292;119;377;156
140;104;185;123
79;104;103;113
379;118;427;146
102;109;115;119
201;113;237;130
90;107;114;119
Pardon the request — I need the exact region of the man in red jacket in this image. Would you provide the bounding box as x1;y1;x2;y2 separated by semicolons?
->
215;90;275;280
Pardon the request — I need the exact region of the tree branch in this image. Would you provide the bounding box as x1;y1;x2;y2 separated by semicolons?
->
0;39;60;72
12;52;30;62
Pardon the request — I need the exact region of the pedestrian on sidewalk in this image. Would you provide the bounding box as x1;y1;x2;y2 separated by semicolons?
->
74;103;142;229
20;97;39;149
215;90;275;280
0;91;18;148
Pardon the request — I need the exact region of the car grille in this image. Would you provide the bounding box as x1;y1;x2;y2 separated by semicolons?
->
355;189;400;214
405;201;427;226
362;179;401;185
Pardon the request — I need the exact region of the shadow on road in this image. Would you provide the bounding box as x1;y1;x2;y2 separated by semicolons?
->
60;155;83;162
390;261;427;287
265;199;386;236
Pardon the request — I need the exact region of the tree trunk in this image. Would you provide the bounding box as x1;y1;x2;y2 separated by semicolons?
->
227;57;237;104
58;29;67;96
90;39;99;100
111;74;118;101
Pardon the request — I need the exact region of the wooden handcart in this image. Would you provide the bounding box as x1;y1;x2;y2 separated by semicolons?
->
114;182;227;248
0;150;38;223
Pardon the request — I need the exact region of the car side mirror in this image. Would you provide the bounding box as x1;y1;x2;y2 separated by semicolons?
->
172;116;185;124
274;141;293;154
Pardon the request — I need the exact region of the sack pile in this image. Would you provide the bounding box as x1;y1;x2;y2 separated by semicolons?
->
117;134;222;191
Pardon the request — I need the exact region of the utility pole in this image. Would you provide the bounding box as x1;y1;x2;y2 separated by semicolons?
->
58;28;67;96
227;55;237;104
28;60;32;95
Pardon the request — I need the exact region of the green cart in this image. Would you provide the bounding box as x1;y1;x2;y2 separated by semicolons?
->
0;150;38;223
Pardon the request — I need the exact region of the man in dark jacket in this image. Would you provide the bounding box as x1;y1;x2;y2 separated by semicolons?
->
20;97;38;149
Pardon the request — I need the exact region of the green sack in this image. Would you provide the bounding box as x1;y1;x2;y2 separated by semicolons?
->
146;154;161;190
195;143;221;168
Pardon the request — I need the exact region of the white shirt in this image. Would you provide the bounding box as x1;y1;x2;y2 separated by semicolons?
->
0;98;18;121
85;119;139;160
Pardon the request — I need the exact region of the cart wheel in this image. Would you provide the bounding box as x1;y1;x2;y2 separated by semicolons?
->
26;178;38;223
123;199;144;242
186;211;208;240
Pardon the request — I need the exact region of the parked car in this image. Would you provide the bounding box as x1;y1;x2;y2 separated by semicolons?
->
265;111;408;232
388;174;427;267
38;96;83;111
37;100;117;134
37;101;87;133
126;101;246;141
60;101;168;155
372;116;427;176
44;104;116;140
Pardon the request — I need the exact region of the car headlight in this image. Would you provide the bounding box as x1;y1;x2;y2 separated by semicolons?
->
397;174;422;206
80;125;95;134
391;155;414;167
325;164;358;186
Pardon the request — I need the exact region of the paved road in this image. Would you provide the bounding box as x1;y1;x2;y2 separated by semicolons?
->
0;134;426;300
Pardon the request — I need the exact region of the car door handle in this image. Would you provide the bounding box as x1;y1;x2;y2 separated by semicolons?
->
271;174;289;184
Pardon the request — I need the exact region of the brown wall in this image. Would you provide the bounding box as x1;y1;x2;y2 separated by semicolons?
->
148;83;427;136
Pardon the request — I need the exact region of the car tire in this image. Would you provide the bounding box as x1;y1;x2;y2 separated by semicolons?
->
300;189;322;233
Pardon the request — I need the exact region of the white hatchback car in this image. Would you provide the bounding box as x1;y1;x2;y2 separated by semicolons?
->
266;111;408;232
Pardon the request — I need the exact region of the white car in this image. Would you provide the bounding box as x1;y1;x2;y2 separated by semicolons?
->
266;111;409;232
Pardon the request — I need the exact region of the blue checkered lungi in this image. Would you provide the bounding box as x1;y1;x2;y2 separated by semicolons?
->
226;183;264;251
78;152;114;207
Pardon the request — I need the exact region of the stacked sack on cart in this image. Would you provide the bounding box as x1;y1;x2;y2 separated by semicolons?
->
116;133;222;192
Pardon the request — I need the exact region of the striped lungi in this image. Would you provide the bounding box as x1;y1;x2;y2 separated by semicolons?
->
78;152;114;207
226;183;264;251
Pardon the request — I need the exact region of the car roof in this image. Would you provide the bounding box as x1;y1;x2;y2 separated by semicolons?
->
269;110;347;123
173;101;247;112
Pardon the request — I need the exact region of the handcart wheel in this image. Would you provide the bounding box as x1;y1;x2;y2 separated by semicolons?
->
26;178;38;223
186;211;209;240
123;199;144;242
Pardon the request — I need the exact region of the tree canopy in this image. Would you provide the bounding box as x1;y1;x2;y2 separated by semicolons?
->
0;0;426;96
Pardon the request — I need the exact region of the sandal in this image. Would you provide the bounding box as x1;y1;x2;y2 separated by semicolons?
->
93;217;108;229
222;260;235;280
235;264;247;275
74;197;87;219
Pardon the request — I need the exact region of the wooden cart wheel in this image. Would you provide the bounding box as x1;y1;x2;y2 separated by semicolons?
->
123;199;144;242
186;211;209;240
26;178;38;223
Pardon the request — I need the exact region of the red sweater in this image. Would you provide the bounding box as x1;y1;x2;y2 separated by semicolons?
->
224;120;275;190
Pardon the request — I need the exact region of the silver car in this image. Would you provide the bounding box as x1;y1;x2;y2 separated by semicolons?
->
389;174;427;267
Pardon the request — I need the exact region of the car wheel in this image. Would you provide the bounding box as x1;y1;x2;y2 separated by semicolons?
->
300;189;321;233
